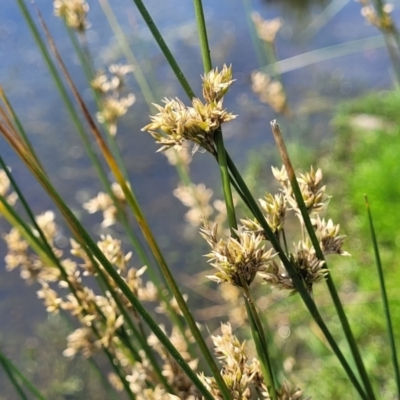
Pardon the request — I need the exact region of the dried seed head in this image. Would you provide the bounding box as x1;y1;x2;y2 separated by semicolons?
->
201;221;277;287
53;0;89;32
83;182;127;227
63;327;97;358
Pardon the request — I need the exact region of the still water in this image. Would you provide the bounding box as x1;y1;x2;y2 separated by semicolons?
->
0;0;396;396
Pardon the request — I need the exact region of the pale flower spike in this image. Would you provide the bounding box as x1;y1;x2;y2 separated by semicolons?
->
142;65;236;154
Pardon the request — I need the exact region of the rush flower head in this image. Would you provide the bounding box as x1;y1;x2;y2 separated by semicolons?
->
142;65;236;154
200;221;276;287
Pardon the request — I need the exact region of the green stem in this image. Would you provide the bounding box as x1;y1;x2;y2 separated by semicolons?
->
1;132;214;400
0;90;43;171
38;11;224;392
242;285;277;400
365;196;400;397
215;130;238;235
130;0;195;99
0;156;149;395
194;0;237;240
99;0;155;108
0;350;29;400
65;26;159;281
0;349;44;400
193;0;212;72
270;120;375;400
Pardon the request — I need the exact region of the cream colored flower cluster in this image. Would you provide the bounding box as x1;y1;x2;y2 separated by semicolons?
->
142;65;236;155
198;323;306;400
357;0;395;32
92;64;136;136
53;0;89;32
203;166;348;294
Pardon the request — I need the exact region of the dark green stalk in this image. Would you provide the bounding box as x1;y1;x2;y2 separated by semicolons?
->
0;351;28;400
22;2;184;350
225;151;368;400
0;128;215;400
365;195;400;396
192;5;240;395
193;0;238;240
98;0;155;108
0;155;152;395
38;15;226;394
130;0;195;99
0;90;43;170
215;129;238;235
369;0;400;83
2;151;172;393
19;0;159;298
243;285;277;400
65;26;160;281
193;0;212;72
0;349;38;400
270;120;375;400
99;330;136;400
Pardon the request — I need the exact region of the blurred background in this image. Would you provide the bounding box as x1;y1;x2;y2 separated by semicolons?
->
1;0;399;398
